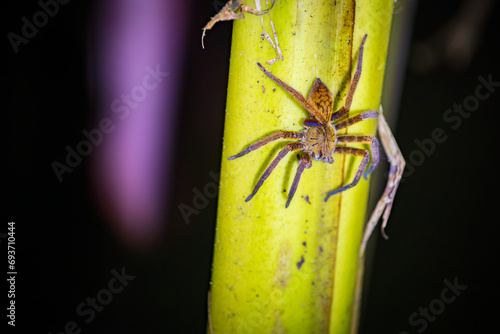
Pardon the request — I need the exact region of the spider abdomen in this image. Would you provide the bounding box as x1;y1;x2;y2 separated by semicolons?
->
303;124;336;162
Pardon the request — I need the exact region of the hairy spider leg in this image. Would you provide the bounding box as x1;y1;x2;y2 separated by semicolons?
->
324;147;370;201
330;34;368;122
256;63;328;124
286;152;312;208
228;131;303;160
333;110;378;131
246;142;305;202
337;135;380;178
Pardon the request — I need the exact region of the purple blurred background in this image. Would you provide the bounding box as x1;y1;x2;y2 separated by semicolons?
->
92;0;188;249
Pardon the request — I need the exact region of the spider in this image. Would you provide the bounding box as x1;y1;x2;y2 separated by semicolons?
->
229;34;379;208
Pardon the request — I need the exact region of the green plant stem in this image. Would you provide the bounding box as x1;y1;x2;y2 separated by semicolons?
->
208;1;394;333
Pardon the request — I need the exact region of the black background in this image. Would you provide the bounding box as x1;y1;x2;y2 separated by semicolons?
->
4;0;499;333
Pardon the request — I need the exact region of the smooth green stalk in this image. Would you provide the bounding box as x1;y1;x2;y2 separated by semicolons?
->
209;1;394;333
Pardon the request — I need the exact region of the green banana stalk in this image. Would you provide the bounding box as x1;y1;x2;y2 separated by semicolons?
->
208;1;394;332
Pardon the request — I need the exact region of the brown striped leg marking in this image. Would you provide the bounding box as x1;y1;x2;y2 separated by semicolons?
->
246;142;304;202
325;147;370;201
333;110;378;131
336;135;380;177
286;152;312;208
330;34;368;121
257;63;328;124
229;131;303;160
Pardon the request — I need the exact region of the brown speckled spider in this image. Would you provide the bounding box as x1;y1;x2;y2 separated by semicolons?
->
229;34;379;208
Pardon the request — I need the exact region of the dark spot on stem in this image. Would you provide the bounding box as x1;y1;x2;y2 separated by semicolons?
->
297;255;305;269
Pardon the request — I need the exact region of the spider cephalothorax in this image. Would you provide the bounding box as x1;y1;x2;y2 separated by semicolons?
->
229;34;380;207
302;117;336;163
